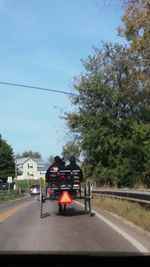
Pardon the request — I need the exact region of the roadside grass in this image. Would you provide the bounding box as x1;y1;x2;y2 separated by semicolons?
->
0;193;25;202
92;195;150;232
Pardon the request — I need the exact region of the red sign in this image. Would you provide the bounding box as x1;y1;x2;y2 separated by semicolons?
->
59;191;72;204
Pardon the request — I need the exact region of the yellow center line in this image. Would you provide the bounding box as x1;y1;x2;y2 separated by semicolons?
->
0;200;35;223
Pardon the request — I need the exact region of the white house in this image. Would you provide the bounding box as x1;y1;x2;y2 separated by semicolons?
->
16;157;49;181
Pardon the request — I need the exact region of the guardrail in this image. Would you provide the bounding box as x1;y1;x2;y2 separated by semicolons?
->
92;189;150;206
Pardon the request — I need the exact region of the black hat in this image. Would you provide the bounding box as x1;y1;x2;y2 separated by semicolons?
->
54;156;61;162
69;156;76;163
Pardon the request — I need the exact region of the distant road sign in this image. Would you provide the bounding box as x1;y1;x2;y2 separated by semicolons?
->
7;177;12;183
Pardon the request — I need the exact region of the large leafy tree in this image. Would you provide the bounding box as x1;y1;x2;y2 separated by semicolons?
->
65;41;150;187
118;0;150;186
0;134;15;182
119;0;150;93
119;0;150;60
64;0;150;187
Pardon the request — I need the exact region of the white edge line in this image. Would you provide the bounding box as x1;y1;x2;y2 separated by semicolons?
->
75;201;149;254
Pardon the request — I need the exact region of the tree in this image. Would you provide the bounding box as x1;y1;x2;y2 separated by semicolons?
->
61;141;80;161
63;0;150;188
119;0;150;55
0;134;15;182
48;155;54;164
118;0;150;186
16;150;42;159
118;0;150;92
64;41;150;187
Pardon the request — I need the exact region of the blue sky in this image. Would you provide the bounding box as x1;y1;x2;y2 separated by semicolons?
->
0;0;125;161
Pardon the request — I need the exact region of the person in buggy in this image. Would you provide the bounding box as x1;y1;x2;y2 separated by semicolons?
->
45;155;64;183
65;156;83;182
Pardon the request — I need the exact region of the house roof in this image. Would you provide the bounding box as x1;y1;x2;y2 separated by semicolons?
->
16;157;30;165
16;157;49;168
33;158;46;165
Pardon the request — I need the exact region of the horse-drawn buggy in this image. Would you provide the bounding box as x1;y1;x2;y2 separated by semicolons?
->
39;166;93;218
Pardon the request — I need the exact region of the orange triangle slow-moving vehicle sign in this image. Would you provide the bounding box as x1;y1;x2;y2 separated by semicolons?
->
59;191;73;204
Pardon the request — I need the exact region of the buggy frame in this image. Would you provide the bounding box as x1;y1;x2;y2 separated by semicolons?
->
39;168;93;218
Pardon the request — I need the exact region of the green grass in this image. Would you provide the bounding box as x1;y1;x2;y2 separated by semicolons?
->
92;195;150;232
0;193;25;202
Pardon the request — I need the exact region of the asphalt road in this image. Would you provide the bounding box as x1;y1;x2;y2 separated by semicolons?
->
0;195;150;255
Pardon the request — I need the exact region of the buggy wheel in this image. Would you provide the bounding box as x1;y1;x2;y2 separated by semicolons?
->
45;185;48;197
84;185;87;214
58;203;63;214
63;204;66;214
40;178;43;218
88;181;92;216
40;192;43;218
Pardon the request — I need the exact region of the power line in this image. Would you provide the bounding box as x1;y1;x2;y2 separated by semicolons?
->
0;81;78;97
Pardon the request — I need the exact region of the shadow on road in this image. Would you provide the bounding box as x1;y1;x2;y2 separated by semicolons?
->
56;207;93;217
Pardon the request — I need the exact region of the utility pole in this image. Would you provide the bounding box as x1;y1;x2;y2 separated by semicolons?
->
15;156;17;180
14;156;18;192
